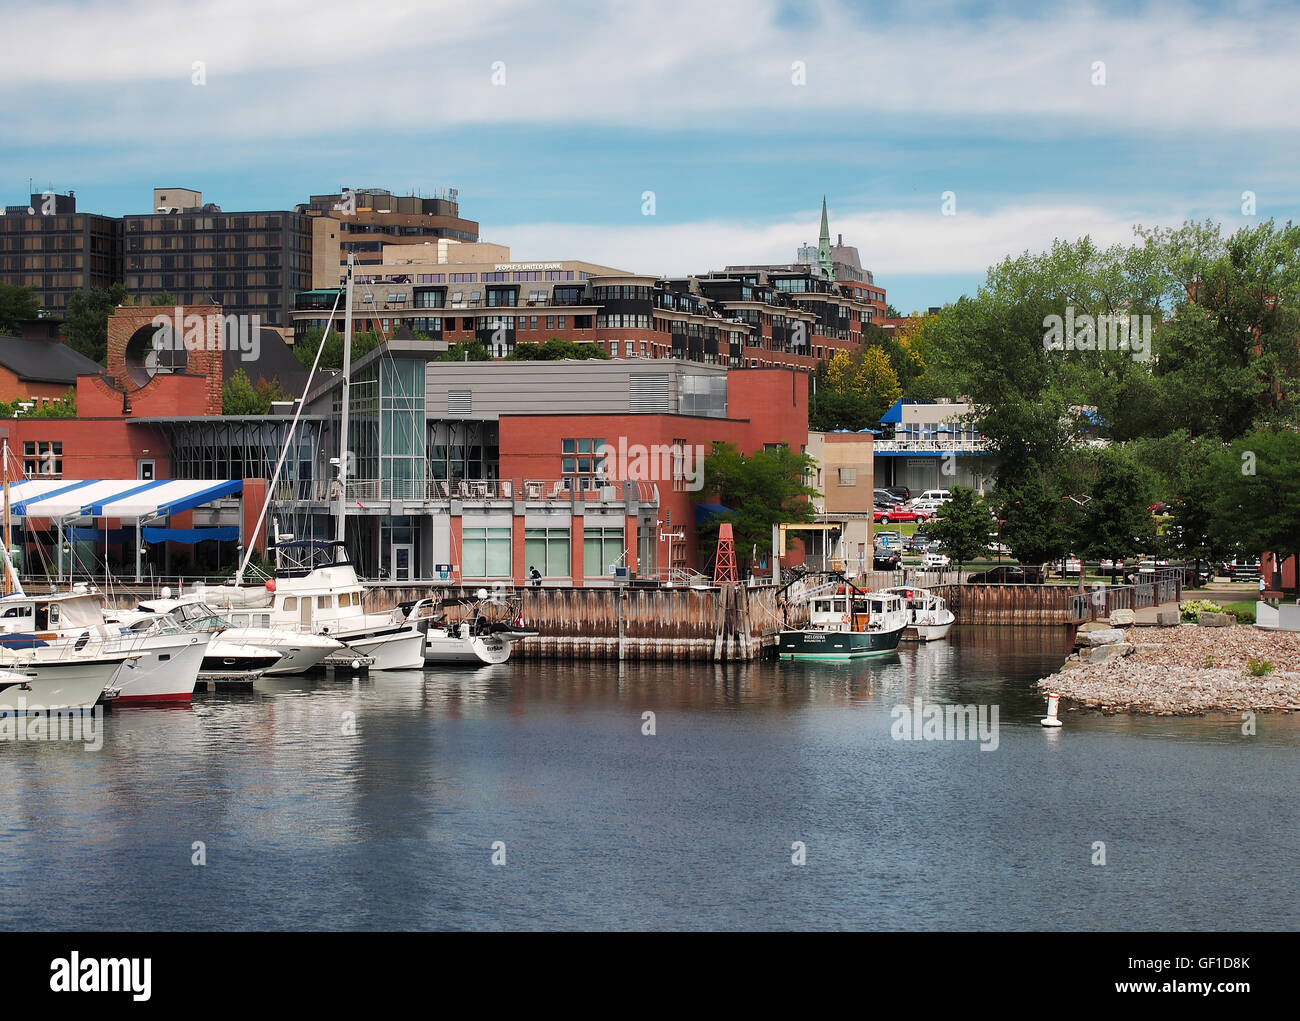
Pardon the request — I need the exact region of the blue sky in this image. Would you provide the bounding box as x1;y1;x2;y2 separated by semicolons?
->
3;0;1296;313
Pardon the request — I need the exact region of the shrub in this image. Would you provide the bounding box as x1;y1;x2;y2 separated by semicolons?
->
1246;658;1274;677
1180;599;1222;622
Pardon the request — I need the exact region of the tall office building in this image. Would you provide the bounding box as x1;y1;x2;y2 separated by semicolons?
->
122;188;337;327
0;192;123;314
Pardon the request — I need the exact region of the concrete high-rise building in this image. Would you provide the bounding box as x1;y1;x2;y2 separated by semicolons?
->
0;192;123;314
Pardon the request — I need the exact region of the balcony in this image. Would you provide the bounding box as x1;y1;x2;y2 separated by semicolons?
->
872;436;990;454
284;478;660;505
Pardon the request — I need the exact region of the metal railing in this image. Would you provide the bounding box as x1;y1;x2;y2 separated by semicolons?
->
1066;570;1181;623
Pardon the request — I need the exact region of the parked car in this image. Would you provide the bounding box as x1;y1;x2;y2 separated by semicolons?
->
873;548;901;570
922;551;951;569
874;488;903;505
966;564;1046;584
911;499;946;516
881;485;911;503
874;506;931;524
874;531;902;548
911;489;951;506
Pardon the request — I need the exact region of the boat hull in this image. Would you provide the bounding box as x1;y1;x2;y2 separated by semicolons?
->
112;635;208;705
902;621;954;641
778;625;905;660
424;631;513;665
340;627;426;670
0;656;126;712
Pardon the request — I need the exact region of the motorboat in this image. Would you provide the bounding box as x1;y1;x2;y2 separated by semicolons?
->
0;646;133;712
204;540;426;671
0;590;210;705
881;585;955;641
131;593;344;675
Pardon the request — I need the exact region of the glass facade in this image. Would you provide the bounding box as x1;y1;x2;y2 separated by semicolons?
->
462;527;511;578
583;526;625;578
525;527;570;577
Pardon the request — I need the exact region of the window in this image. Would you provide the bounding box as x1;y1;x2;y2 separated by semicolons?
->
584;526;625;577
525;527;570;577
23;440;62;477
561;438;606;489
546;316;554;330
317;595;331;609
462;527;511;577
282;597;297;611
838;468;857;486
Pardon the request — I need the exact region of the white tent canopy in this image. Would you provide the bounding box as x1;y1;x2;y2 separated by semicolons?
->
9;478;242;521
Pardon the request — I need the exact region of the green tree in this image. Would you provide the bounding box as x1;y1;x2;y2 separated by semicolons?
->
63;282;128;364
885;303;901;318
1080;448;1157;583
223;370;287;415
509;338;611;360
294;326;383;370
1203;428;1300;595
993;465;1071;568
924;485;990;578
437;338;491;362
696;442;820;570
0;283;40;334
148;291;177;307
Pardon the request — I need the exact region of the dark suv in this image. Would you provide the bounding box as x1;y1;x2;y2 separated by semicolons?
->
966;564;1046;584
881;486;911;503
873;548;901;571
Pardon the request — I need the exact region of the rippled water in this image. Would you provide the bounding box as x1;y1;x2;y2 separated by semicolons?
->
1;627;1296;931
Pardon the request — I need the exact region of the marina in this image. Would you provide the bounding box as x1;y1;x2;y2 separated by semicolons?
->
1;628;1296;932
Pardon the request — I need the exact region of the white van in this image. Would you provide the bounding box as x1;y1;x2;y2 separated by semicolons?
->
913;489;951;506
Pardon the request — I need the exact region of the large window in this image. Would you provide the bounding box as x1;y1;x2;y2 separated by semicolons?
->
584;526;625;578
525;528;570;577
462;527;511;578
561;437;606;490
23;440;62;477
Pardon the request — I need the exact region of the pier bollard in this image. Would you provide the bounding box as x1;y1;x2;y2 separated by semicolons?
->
1041;692;1063;728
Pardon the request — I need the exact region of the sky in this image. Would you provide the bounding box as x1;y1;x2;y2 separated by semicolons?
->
2;0;1297;313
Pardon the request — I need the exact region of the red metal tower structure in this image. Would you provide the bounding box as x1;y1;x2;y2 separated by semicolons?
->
713;522;738;585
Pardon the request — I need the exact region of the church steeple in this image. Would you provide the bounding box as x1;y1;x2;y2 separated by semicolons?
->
817;196;835;282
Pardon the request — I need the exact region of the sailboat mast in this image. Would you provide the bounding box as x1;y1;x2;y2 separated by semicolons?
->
335;253;354;548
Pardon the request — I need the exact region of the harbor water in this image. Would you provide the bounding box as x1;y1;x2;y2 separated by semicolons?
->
1;627;1296;930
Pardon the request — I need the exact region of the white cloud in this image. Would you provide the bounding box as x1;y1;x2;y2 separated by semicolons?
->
3;0;1299;141
493;202;1178;279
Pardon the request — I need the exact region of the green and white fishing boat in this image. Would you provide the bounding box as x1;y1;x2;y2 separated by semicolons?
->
776;574;907;660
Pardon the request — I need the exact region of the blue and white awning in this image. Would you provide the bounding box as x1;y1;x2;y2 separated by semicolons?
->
7;478;242;520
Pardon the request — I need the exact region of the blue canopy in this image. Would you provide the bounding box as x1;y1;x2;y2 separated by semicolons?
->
695;503;735;525
142;526;239;545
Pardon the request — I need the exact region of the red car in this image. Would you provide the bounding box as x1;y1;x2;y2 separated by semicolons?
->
873;507;931;524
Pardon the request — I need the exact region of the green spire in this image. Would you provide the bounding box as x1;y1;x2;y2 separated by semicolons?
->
817;196;835;282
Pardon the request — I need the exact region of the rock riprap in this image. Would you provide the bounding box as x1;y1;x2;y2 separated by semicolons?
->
1040;623;1300;714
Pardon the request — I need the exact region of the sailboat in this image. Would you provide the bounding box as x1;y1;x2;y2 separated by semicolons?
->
200;254;427;671
401;589;538;665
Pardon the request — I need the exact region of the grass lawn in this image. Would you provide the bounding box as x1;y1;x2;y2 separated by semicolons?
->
1218;599;1258;623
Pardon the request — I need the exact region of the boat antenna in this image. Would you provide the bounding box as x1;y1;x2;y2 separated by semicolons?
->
234;280;345;584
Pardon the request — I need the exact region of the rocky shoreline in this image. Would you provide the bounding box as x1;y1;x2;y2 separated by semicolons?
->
1037;618;1300;715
